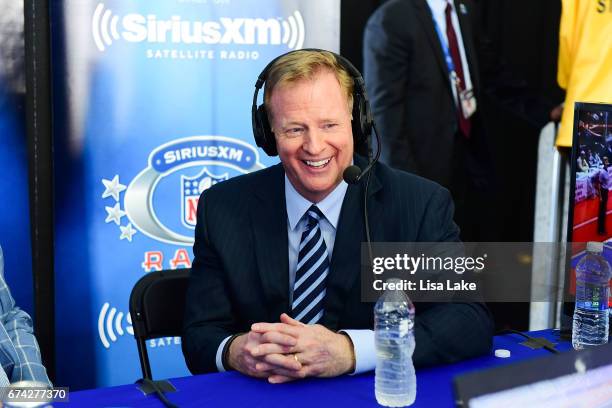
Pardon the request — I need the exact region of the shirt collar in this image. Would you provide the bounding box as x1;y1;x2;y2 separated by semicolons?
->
427;0;453;15
285;175;348;231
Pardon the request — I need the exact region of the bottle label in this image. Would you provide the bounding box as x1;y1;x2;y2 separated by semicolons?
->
576;281;610;311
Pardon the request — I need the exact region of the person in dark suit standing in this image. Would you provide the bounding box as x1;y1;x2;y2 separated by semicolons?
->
363;0;555;242
182;50;493;383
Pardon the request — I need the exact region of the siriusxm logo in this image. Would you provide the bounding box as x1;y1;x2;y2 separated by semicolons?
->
98;302;134;349
92;3;305;52
113;136;265;245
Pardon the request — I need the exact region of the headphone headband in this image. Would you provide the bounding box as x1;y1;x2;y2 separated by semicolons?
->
254;48;366;92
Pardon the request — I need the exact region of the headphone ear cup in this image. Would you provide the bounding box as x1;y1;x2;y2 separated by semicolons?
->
352;94;372;156
360;96;373;141
255;104;278;156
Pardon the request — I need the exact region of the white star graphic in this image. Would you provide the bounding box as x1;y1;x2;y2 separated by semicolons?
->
119;223;137;242
101;175;127;201
104;203;126;225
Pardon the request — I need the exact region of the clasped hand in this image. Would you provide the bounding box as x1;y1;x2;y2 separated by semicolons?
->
227;313;354;383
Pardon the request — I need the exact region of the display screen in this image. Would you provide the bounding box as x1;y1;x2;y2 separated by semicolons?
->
568;103;612;306
469;363;612;408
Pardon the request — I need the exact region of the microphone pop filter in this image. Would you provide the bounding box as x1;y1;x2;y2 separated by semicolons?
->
343;165;362;184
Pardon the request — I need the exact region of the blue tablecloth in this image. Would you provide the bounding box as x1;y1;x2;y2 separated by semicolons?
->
67;329;572;407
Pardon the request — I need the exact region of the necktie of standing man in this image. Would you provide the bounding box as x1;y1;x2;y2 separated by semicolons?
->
445;1;471;138
291;205;330;324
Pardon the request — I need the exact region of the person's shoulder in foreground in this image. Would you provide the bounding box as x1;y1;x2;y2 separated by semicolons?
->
0;246;51;386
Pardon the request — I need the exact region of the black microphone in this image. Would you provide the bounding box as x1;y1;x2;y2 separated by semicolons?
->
342;165;362;184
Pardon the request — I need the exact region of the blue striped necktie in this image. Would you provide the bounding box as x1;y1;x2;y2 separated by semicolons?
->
291;205;330;324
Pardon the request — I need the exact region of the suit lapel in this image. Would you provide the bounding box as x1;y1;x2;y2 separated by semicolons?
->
454;0;480;92
322;158;383;329
251;164;290;320
414;0;453;98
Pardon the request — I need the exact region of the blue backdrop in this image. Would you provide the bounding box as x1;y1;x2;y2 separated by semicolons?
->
0;90;33;316
51;0;339;389
0;2;33;317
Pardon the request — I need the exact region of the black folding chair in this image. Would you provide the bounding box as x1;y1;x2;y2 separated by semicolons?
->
129;268;190;405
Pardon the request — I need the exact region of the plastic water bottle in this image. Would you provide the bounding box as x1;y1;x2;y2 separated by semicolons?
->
572;241;611;350
375;280;416;407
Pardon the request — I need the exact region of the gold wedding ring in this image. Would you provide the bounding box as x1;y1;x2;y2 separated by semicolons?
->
293;353;300;364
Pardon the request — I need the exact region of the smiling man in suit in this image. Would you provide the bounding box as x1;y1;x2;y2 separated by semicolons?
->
182;50;493;383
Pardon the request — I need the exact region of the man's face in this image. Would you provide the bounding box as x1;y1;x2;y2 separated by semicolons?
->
269;70;353;203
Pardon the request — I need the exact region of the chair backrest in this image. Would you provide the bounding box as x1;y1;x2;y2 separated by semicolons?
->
129;268;190;380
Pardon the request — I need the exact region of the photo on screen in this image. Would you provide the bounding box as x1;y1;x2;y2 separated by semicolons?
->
566;102;612;309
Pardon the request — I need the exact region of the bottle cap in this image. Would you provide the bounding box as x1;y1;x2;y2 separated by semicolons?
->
494;349;511;358
587;241;604;253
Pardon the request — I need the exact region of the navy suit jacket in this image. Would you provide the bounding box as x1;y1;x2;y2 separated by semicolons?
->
363;0;552;189
364;0;489;188
182;156;494;374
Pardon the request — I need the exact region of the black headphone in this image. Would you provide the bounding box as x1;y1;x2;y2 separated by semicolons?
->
251;49;373;157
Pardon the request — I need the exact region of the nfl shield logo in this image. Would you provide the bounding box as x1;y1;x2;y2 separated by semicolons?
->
181;168;229;228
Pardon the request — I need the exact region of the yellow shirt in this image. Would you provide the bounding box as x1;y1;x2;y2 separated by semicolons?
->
556;0;612;147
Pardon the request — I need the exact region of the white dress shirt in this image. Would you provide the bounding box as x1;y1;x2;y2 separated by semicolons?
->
285;176;375;374
426;0;474;105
